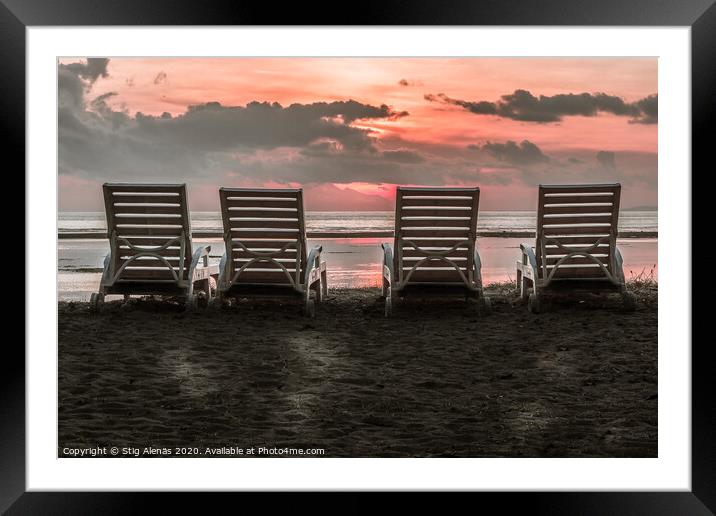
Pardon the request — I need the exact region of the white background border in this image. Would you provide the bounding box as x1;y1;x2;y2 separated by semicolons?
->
27;27;690;490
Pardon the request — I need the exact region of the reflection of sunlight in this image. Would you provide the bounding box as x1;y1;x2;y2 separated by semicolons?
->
328;268;382;288
325;266;517;288
325;237;385;246
332;182;396;200
351;123;386;134
58;237;657;298
480;166;519;174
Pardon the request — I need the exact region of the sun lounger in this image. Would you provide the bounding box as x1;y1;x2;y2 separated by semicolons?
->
516;183;636;313
90;183;218;310
213;187;327;317
380;186;490;316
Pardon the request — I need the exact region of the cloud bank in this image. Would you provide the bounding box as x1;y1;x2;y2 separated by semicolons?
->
425;89;658;124
57;59;657;210
479;140;550;166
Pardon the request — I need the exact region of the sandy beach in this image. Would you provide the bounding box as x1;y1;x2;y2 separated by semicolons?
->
58;284;657;458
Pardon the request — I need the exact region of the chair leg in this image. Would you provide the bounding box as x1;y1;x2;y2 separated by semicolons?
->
528;292;542;314
314;279;322;304
90;292;105;313
381;276;389;298
185;294;198;311
520;274;531;300
209;290;224;310
384;286;392;317
480;294;492;314
516;269;523;297
304;292;316;318
321;268;328;298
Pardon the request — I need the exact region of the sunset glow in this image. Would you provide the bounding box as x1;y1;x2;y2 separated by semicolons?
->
58;57;657;211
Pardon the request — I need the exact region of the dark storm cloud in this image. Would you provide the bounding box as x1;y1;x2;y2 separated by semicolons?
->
425;89;658;124
58;58;418;183
463;140;646;188
58;67;86;109
424;93;497;115
129;100;405;152
480;140;550;166
153;71;168;85
62;58;110;83
630;94;658;124
58;58;111;110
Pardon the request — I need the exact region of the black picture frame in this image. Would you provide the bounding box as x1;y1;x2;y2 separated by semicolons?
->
4;0;712;513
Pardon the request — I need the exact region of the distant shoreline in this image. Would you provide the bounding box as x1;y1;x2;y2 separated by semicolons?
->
57;230;658;240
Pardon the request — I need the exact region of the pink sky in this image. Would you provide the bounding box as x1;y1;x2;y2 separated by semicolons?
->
58;57;657;211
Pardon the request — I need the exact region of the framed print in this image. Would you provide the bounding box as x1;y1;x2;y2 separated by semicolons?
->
5;0;713;512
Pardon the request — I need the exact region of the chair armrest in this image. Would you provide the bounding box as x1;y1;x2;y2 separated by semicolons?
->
381;243;393;266
473;245;483;286
520;243;538;270
473;245;482;271
381;243;394;282
216;252;228;287
189;244;211;281
614;246;626;284
304;245;324;290
307;244;323;267
99;252;112;285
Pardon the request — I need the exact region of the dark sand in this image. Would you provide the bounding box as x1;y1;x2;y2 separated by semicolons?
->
58;285;657;457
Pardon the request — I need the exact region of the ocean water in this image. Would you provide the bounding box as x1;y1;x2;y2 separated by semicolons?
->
58;210;658;235
57;211;657;301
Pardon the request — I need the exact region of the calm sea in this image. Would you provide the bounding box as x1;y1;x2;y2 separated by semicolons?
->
59;210;658;235
57;211;657;300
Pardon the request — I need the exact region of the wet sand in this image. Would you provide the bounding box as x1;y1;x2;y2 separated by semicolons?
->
58;286;657;458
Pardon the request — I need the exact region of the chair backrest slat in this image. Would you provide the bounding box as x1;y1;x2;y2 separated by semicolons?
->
536;183;621;280
219;188;306;286
394;187;480;285
103;183;191;283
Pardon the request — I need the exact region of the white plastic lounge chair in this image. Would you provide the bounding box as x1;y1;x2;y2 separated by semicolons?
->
380;186;490;316
90;183;218;311
516;183;636;313
213;187;327;317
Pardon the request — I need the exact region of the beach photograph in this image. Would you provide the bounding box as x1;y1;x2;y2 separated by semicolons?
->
57;56;657;458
